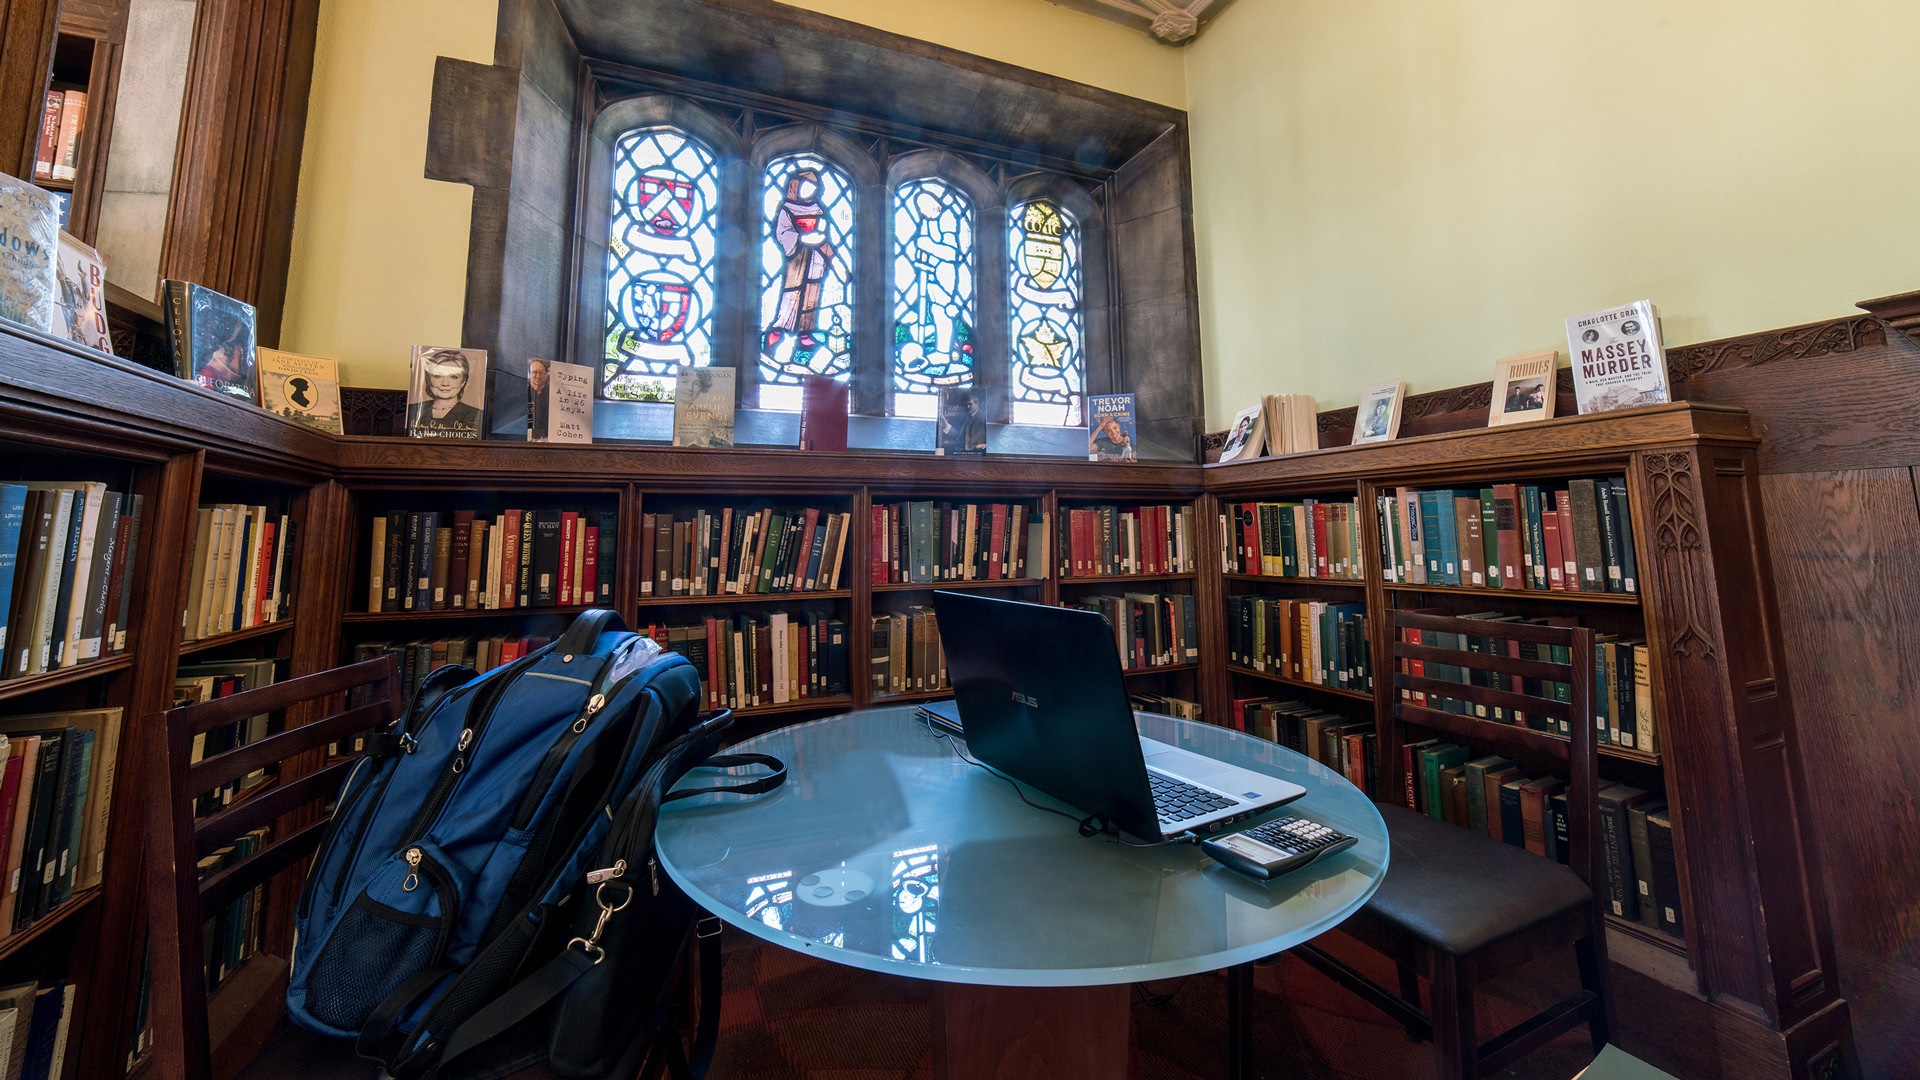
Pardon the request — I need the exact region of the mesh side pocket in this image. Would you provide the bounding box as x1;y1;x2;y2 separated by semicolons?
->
303;895;446;1031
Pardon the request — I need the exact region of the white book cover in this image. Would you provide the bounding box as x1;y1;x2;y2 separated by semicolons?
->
407;346;488;439
1565;300;1670;414
0;174;57;332
526;358;594;443
1488;349;1559;426
1218;403;1266;462
672;366;736;448
1351;381;1407;444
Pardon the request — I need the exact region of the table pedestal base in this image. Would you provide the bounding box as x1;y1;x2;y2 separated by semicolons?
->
931;982;1131;1080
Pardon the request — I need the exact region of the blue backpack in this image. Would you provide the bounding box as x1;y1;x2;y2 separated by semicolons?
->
289;609;783;1078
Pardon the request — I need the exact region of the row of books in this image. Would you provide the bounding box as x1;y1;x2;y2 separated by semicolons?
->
1376;478;1638;594
1071;592;1199;672
871;502;1046;585
1218;392;1320;462
0;710;121;936
869;608;943;696
183;503;292;642
174;659;282;817
350;636;553;715
1129;693;1202;723
644;507;849;597
0;483;142;679
1217;498;1366;580
1227;698;1375;796
646;612;851;711
198;827;272;993
1063;504;1196;578
1405;745;1682;939
1227;597;1372;693
367;508;615;613
0;978;77;1080
1400;613;1659;753
31;90;85;184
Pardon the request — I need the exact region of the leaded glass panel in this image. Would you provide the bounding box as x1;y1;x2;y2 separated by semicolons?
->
891;179;975;411
603;127;720;398
757;155;855;407
1007;199;1083;426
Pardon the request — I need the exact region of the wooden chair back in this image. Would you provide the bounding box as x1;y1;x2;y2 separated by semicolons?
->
143;656;397;1080
1388;611;1600;891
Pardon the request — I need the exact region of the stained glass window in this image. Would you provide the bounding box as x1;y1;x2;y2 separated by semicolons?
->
757;154;855;411
891;178;975;417
1007;199;1083;426
603;127;721;399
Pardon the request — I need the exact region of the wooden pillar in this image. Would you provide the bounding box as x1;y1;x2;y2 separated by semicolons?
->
0;0;61;177
158;0;321;348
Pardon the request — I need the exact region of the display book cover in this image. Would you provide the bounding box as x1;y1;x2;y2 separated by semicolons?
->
406;345;488;440
50;232;111;355
1087;393;1137;462
257;349;343;433
1564;300;1669;414
935;385;984;455
162;279;257;403
526;358;594;443
672;365;736;448
1488;350;1557;426
1351;380;1407;444
798;374;848;451
0;173;57;332
1218;402;1266;462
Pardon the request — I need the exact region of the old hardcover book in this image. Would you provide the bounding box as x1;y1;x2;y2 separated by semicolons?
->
1566;479;1608;593
1488;350;1557;425
672;366;736;448
1647;808;1683;938
1481;764;1528;843
797;374;849;452
50;232;111;354
407;346;487;440
1566;300;1669;414
526;358;593;443
430;526;453;609
1597;784;1656;919
1593;476;1627;593
1628;799;1668;930
164;281;258;403
1462;756;1514;836
257;349;343;433
50;91;85;182
1517;776;1564;857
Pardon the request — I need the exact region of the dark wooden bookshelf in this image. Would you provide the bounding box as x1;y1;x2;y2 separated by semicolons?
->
0;886;101;966
1121;662;1199;676
178;619;296;657
0;654;134;703
872;578;1040;592
729;695;855;719
634;590;852;607
1058;571;1197;585
340;606;594;623
1224;664;1373;702
1223;573;1366;587
1384;582;1643;607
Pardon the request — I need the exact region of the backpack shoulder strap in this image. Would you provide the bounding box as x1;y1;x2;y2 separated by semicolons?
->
555;608;627;656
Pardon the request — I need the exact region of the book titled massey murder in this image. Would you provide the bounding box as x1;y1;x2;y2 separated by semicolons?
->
258;349;344;433
1488;350;1557;426
50;232;111;354
0;172;57;332
162;280;258;403
1087;393;1137;462
526;358;593;443
406;346;488;439
1565;301;1669;415
672;365;736;449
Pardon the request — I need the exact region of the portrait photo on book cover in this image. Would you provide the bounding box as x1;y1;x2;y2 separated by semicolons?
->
407;346;487;439
1502;377;1547;414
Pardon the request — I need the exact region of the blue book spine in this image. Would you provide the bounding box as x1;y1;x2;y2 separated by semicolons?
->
1521;486;1549;589
1418;491;1445;582
1433;492;1461;586
0;483;27;662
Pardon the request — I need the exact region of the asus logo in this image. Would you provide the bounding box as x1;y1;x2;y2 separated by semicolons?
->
1011;691;1039;709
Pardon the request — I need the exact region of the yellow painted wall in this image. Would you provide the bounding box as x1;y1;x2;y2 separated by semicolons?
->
279;0;1184;388
1187;0;1920;426
279;0;496;388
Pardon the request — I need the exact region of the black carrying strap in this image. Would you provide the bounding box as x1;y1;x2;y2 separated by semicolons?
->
356;965;455;1065
663;753;787;803
555;608;626;657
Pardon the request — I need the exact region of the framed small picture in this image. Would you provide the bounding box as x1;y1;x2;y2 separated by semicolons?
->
407;346;488;439
1488;350;1559;426
1351;381;1407;445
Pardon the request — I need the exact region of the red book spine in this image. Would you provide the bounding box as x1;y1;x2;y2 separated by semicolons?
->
987;505;1006;580
870;505;889;585
1542;509;1566;591
1401;738;1419;811
1240;503;1258;574
1554;489;1578;595
253;520;276;625
1312;502;1331;578
704;617;722;710
582;526;599;609
717;508;733;593
34;92;60;180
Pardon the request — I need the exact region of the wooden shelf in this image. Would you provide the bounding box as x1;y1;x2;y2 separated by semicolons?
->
1397;705;1662;766
871;578;1041;592
341;605;594;623
1223;573;1366;587
1058;571;1197;585
1604;912;1688;960
1385;581;1643;607
1226;664;1374;701
0;887;100;965
0;654;133;703
728;695;854;718
873;688;952;705
1122;662;1198;676
179;618;295;656
634;590;851;608
34;177;74;194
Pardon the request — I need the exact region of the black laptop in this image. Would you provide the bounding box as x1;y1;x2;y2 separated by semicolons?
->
930;591;1305;842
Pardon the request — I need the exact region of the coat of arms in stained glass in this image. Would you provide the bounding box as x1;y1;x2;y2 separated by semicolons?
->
758;155;855;406
1008;199;1083;425
891;178;975;413
604;127;720;398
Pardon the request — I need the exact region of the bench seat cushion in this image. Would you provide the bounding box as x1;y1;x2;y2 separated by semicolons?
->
1360;803;1593;958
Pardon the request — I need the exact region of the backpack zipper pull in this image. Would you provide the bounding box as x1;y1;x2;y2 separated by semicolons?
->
402;847;423;892
586;859;627;885
649;857;660;896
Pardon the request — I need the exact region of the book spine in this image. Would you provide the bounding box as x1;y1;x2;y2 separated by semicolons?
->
51;91;85;182
1629;801;1664;930
598;509;619;603
517;509;535;607
1610;477;1639;594
0;486;25;665
448;510;475;609
1521;486;1548;589
1633;643;1656;753
33;91;60;180
1598;790;1637;919
112;493;142;652
1594;475;1627;593
162;280;193;379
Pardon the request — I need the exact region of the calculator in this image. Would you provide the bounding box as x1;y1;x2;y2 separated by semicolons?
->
1199;816;1357;880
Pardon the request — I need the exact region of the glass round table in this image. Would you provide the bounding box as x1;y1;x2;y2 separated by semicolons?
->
656;706;1388;1078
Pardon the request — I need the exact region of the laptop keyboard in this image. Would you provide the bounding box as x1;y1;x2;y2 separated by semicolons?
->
1149;769;1237;824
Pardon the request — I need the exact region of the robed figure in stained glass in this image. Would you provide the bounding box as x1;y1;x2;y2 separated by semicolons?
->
759;157;855;392
771;169;832;337
893;180;975;394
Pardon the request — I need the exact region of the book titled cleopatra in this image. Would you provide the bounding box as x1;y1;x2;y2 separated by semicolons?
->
258;349;343;433
1086;393;1137;462
162;280;257;403
1565;301;1669;415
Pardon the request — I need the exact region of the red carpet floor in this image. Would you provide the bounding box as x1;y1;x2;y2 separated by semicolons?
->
709;927;1598;1080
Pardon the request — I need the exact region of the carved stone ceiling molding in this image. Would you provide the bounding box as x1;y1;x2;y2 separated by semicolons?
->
1040;0;1240;44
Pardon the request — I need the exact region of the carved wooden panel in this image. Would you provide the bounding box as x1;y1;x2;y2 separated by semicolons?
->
340;387;407;437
